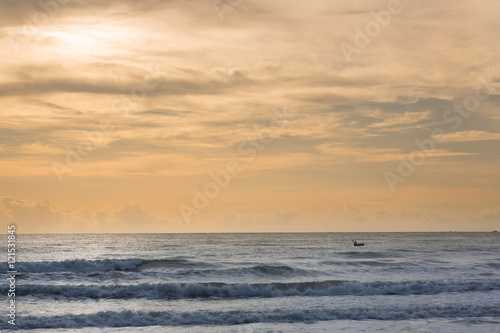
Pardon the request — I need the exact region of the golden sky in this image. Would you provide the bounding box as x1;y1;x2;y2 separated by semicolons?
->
1;0;499;233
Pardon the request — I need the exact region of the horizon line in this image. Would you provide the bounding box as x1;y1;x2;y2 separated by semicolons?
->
3;231;498;235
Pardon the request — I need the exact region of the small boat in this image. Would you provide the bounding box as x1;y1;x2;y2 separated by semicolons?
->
352;240;365;246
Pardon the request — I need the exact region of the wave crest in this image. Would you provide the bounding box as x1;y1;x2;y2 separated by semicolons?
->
1;259;143;273
6;305;500;330
7;279;500;299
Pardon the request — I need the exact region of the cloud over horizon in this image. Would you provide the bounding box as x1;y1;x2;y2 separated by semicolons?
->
1;0;499;232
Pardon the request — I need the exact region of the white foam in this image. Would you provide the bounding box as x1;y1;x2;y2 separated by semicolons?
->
7;305;500;330
7;279;500;299
0;259;143;273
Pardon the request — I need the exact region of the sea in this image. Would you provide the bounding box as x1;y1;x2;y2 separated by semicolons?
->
2;232;500;332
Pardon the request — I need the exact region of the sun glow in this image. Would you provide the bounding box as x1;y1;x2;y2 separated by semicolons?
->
43;25;130;58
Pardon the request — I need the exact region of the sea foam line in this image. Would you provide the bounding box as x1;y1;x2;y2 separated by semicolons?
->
5;304;500;329
5;279;500;299
0;259;311;276
0;259;143;273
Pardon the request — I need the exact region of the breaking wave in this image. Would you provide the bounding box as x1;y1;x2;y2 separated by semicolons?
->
7;279;500;299
6;305;500;329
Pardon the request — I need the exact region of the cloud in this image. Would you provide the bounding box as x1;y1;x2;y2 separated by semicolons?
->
0;0;172;28
1;0;499;232
114;202;158;225
437;130;500;142
315;144;402;163
0;195;168;233
367;111;432;130
338;203;364;221
272;211;299;225
0;195;64;233
218;211;300;229
477;206;500;222
314;144;475;164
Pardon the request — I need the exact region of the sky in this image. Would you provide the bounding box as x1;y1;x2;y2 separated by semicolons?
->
1;0;499;233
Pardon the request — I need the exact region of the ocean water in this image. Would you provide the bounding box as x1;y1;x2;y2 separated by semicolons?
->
2;232;500;332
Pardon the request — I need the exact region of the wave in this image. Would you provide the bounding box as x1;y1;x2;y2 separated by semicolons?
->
319;259;406;267
7;279;500;299
9;256;495;275
175;264;311;277
337;251;397;259
1;259;313;278
0;259;143;273
6;305;500;329
140;259;215;270
0;258;217;273
251;264;294;274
